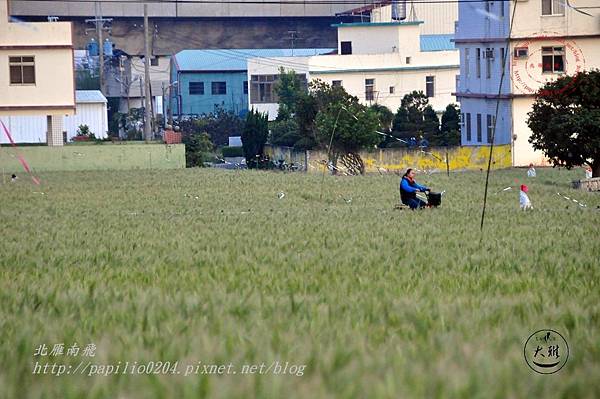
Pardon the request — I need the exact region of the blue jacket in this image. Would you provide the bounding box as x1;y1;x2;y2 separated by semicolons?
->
400;176;427;203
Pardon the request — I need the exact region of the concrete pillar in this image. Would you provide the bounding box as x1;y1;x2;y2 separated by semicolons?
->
46;115;64;147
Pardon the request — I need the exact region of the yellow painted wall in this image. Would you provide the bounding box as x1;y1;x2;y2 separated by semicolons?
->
305;145;511;174
266;144;512;174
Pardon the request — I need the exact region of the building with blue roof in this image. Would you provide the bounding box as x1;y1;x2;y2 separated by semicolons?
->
167;48;333;119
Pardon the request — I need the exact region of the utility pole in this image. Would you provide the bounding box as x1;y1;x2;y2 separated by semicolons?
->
143;4;153;141
85;2;112;95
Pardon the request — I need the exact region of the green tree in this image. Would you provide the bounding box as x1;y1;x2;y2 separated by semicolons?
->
294;92;319;149
440;104;461;146
274;68;307;121
242;109;269;169
422;105;440;143
391;91;431;146
269;118;301;147
75;68;100;90
204;107;244;147
369;103;394;146
313;82;379;174
183;132;214;167
527;70;600;177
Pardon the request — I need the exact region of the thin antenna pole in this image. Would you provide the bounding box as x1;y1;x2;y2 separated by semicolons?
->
480;0;519;232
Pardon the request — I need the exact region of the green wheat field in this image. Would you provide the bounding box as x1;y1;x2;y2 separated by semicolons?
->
1;167;599;399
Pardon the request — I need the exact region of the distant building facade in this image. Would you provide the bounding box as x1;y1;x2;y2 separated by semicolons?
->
455;0;600;165
0;0;74;145
169;49;332;119
248;21;459;120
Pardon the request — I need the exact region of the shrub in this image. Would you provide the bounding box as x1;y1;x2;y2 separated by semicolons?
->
221;146;244;158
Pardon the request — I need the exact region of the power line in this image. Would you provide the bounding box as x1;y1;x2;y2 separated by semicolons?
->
479;0;518;233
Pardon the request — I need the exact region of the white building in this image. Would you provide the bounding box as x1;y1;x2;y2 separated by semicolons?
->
247;55;313;119
248;21;459;120
455;0;600;165
0;90;108;143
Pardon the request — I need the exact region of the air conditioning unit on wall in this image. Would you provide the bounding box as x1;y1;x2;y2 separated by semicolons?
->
514;47;529;58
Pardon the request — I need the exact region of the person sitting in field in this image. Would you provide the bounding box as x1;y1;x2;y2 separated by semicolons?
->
400;168;429;209
527;163;536;177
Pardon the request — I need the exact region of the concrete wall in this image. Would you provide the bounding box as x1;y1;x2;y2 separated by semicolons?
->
0;143;185;171
312;64;458;113
265;144;511;174
336;22;422;55
10;0;353;17
265;145;307;167
1;102;109;143
510;0;600;39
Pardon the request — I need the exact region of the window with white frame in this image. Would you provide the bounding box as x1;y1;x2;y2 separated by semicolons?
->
486;48;494;79
9;56;36;85
542;46;565;73
542;0;564;15
487;114;495;143
365;78;376;101
464;48;470;77
425;76;435;97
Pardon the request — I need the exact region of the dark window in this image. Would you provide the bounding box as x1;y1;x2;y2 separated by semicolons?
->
332;80;342;87
425;76;435;97
542;46;565;73
340;41;352;55
150;57;159;66
365;78;375;101
476;48;481;78
466;112;472;141
476;113;482;142
486;48;493;79
211;81;227;95
487;114;495;143
9;56;35;85
243;80;248;95
389;86;395;94
189;82;204;95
